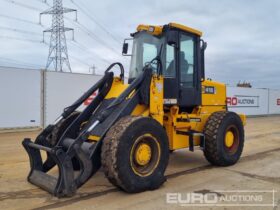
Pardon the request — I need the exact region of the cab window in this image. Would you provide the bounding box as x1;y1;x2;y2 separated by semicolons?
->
163;44;176;77
143;43;157;66
180;34;195;88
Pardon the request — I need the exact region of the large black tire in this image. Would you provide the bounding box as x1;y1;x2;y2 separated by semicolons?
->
101;116;169;193
203;111;244;166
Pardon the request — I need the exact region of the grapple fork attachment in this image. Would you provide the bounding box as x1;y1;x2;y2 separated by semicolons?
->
22;138;76;196
22;138;95;197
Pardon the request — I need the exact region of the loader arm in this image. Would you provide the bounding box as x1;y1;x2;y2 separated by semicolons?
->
22;63;157;197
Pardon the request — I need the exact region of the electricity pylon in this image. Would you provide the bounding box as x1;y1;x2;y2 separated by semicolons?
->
40;0;77;72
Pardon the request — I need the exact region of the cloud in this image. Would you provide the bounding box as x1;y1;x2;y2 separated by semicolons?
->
0;0;279;88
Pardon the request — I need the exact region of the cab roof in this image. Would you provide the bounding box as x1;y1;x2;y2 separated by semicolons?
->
137;22;203;37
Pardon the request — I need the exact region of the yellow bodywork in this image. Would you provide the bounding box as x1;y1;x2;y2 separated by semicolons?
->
88;76;246;151
137;22;202;37
88;22;245;151
163;79;245;150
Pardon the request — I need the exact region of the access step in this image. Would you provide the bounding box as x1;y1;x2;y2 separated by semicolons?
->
176;130;205;151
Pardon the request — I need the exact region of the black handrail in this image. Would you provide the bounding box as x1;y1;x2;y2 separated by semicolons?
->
105;62;125;81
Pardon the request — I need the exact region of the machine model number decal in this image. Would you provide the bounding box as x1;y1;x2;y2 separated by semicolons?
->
203;86;216;94
177;118;201;122
189;118;201;122
164;98;177;104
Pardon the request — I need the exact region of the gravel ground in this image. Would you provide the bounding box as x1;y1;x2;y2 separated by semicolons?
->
0;116;279;210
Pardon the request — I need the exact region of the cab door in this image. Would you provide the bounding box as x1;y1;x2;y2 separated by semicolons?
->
163;42;178;105
178;33;201;107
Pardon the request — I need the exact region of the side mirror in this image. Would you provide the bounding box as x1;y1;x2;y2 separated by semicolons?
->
201;41;207;51
122;38;133;56
122;43;129;55
166;31;178;46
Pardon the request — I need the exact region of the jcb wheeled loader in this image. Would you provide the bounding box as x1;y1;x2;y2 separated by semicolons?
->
23;23;246;197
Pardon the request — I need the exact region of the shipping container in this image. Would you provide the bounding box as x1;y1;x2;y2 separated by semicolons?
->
0;67;41;129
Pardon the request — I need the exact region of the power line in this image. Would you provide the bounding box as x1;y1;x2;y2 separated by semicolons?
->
0;14;40;25
70;55;91;67
69;40;112;65
3;0;42;11
0;57;43;69
70;0;123;45
65;17;122;59
69;19;118;54
76;42;112;65
36;0;50;6
0;26;42;36
68;42;107;70
69;40;122;73
0;35;44;43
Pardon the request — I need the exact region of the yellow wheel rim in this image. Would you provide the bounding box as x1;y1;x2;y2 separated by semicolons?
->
135;143;152;166
225;130;234;148
130;134;161;177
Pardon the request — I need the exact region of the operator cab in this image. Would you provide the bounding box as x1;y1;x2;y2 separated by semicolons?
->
123;23;207;109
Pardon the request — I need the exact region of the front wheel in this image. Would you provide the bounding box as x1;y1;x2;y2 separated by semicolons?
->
101;116;169;193
203;111;245;166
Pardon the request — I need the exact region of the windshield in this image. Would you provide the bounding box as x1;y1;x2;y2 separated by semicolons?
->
129;31;164;79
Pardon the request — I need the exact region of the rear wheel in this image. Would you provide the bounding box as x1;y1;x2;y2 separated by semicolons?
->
203;111;244;166
101;116;169;193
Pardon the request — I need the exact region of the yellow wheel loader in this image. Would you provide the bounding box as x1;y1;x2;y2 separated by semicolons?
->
22;22;246;197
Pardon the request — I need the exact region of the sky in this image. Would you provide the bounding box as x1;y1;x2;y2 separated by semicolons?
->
0;0;279;89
